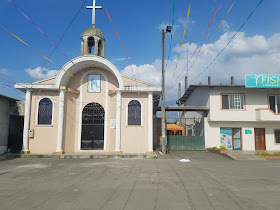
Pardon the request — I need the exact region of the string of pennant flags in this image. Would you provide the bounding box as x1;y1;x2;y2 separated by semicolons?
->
4;0;120;107
165;1;176;71
189;0;224;65
7;0;136;108
210;0;217;23
166;0;264;95
170;1;235;89
0;25;87;89
188;0;264;85
167;1;191;88
34;0;87;81
190;1;224;66
186;1;235;73
101;0;138;86
8;0;88;79
0;0;265;111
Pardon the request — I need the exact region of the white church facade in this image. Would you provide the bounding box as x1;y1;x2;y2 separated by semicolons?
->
14;14;161;154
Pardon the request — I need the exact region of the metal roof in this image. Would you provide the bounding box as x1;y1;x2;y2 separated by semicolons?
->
155;106;209;112
0;94;20;101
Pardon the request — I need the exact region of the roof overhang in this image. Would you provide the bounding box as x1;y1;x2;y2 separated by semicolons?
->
108;86;162;95
155;106;209;112
14;83;57;90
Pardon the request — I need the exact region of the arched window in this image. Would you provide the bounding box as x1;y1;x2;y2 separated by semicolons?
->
128;100;141;125
38;98;53;125
88;36;95;54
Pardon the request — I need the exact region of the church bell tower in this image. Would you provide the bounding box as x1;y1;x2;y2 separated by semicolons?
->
81;0;105;57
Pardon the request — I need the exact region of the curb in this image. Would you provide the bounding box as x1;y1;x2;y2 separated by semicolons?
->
223;153;238;160
20;154;148;159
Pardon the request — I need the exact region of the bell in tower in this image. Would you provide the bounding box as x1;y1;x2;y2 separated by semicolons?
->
81;24;105;57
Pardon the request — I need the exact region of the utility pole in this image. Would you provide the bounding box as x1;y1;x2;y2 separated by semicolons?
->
161;29;166;154
161;26;171;154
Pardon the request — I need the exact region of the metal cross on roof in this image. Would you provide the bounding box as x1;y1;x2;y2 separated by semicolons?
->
86;0;102;25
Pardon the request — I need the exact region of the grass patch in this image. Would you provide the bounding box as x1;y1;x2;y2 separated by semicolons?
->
210;146;227;151
256;152;280;156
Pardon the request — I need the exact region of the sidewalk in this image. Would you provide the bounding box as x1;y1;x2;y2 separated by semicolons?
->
1;153;150;160
225;150;268;160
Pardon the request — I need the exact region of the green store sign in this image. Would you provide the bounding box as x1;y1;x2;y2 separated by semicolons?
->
246;74;280;88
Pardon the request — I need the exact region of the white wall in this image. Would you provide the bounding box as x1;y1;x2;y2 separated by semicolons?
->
180;87;210;119
185;87;210;107
207;121;280;151
209;87;280;122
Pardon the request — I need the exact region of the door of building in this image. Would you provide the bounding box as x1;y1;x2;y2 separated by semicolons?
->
254;128;266;150
81;103;105;150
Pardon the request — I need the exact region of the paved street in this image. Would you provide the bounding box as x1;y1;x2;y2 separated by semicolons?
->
0;151;280;210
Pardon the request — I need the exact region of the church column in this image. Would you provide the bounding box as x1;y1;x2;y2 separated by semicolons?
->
84;37;88;55
94;39;99;55
114;91;122;154
22;89;31;154
81;40;84;55
147;92;154;154
54;88;66;154
102;43;105;57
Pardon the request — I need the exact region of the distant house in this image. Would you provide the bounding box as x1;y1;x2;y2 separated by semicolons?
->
0;94;24;154
178;82;280;151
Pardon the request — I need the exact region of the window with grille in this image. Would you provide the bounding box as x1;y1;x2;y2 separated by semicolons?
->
38;98;53;125
128;100;141;125
222;94;244;110
275;130;280;143
269;95;280;113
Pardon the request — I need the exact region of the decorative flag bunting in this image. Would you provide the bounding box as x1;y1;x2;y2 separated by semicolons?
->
0;25;86;87
167;1;191;88
187;0;264;88
210;0;217;22
186;1;235;74
102;2;138;86
169;1;235;90
8;0;87;78
165;0;263;95
7;0;114;103
165;1;176;71
190;1;224;62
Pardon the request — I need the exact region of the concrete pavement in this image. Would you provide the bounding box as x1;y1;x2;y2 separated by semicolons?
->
0;151;279;209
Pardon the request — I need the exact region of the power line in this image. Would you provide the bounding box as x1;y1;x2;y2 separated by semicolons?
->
33;0;87;81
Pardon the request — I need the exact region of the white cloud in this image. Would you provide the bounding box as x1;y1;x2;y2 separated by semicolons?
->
0;68;9;75
221;20;230;32
25;67;59;80
178;17;196;26
112;57;128;63
120;32;280;106
121;61;162;85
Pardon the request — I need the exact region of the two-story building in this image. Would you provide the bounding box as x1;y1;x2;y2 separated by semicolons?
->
178;77;280;151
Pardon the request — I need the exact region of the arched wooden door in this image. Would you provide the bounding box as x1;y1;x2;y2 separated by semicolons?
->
81;103;105;150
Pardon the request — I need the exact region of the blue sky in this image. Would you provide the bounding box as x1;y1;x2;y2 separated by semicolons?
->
0;0;279;105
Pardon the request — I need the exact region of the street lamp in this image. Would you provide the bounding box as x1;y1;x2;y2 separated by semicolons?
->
162;26;172;154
